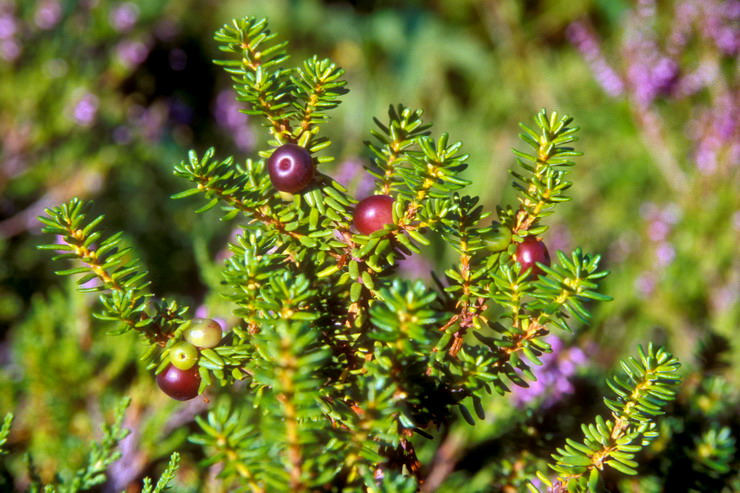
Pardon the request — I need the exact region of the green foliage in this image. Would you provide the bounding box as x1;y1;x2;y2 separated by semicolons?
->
12;9;724;492
5;397;179;493
1;1;734;491
33;16;628;491
0;413;12;455
21;399;129;492
689;425;736;478
532;344;681;492
38;199;187;347
141;453;180;493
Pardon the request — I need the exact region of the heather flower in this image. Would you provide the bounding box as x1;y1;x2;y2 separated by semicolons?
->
213;90;254;151
547;223;572;254
128;104;166;141
566;21;624;97
699;0;740;55
512;336;589;408
0;38;19;62
72;93;98;126
0;13;17;40
397;253;433;281
116;39;150;68
331;158;375;199
635;272;657;296
655;242;676;267
110;2;139;32
689;93;739;174
35;0;62;30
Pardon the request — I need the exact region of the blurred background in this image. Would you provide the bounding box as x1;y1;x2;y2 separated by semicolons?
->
0;0;737;491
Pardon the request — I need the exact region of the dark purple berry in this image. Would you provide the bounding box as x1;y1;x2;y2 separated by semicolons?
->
156;364;201;401
266;143;314;193
514;236;551;279
353;195;394;235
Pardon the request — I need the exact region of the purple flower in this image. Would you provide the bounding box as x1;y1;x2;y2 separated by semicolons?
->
655;242;676;267
397;253;433;281
35;0;62;30
0;38;19;61
651;57;680;95
0;13;17;40
214;90;247;129
548;224;572;254
213;90;255;152
699;0;740;55
331;158;375;199
689;92;739;174
72;93;98;126
512;336;590;408
116;39;150;68
635;272;657;296
566;21;624;97
110;3;139;32
128;104;165;141
647;219;671;242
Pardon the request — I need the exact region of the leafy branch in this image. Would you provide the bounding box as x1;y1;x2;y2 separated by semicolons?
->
38;198;184;345
531;344;682;492
215;17;293;142
0;413;13;455
509;109;582;235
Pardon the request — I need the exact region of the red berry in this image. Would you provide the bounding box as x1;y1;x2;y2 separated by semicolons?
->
156;364;201;401
514;236;551;279
353;195;394;235
266;143;314;193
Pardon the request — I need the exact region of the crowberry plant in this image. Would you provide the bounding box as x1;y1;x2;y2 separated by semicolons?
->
35;16;683;492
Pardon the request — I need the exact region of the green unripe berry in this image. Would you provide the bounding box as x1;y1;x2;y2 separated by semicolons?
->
484;222;512;252
170;341;199;370
184;318;223;348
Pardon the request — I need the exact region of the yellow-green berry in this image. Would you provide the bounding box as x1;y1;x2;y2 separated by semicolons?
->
484;222;512;252
170;341;199;370
184;318;223;348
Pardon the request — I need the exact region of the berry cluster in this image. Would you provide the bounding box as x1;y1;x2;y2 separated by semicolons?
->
267;143;397;235
157;318;223;401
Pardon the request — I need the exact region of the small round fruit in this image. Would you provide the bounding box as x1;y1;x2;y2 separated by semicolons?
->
184;318;223;349
170;341;199;370
514;236;551;279
156;364;201;401
353;195;394;235
266;143;315;193
484;222;512;252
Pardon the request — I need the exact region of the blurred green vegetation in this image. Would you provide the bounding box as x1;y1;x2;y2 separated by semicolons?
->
0;0;736;490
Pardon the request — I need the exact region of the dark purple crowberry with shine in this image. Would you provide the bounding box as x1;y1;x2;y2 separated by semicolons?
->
266;143;315;193
156;364;201;401
514;236;551;279
353;195;394;235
